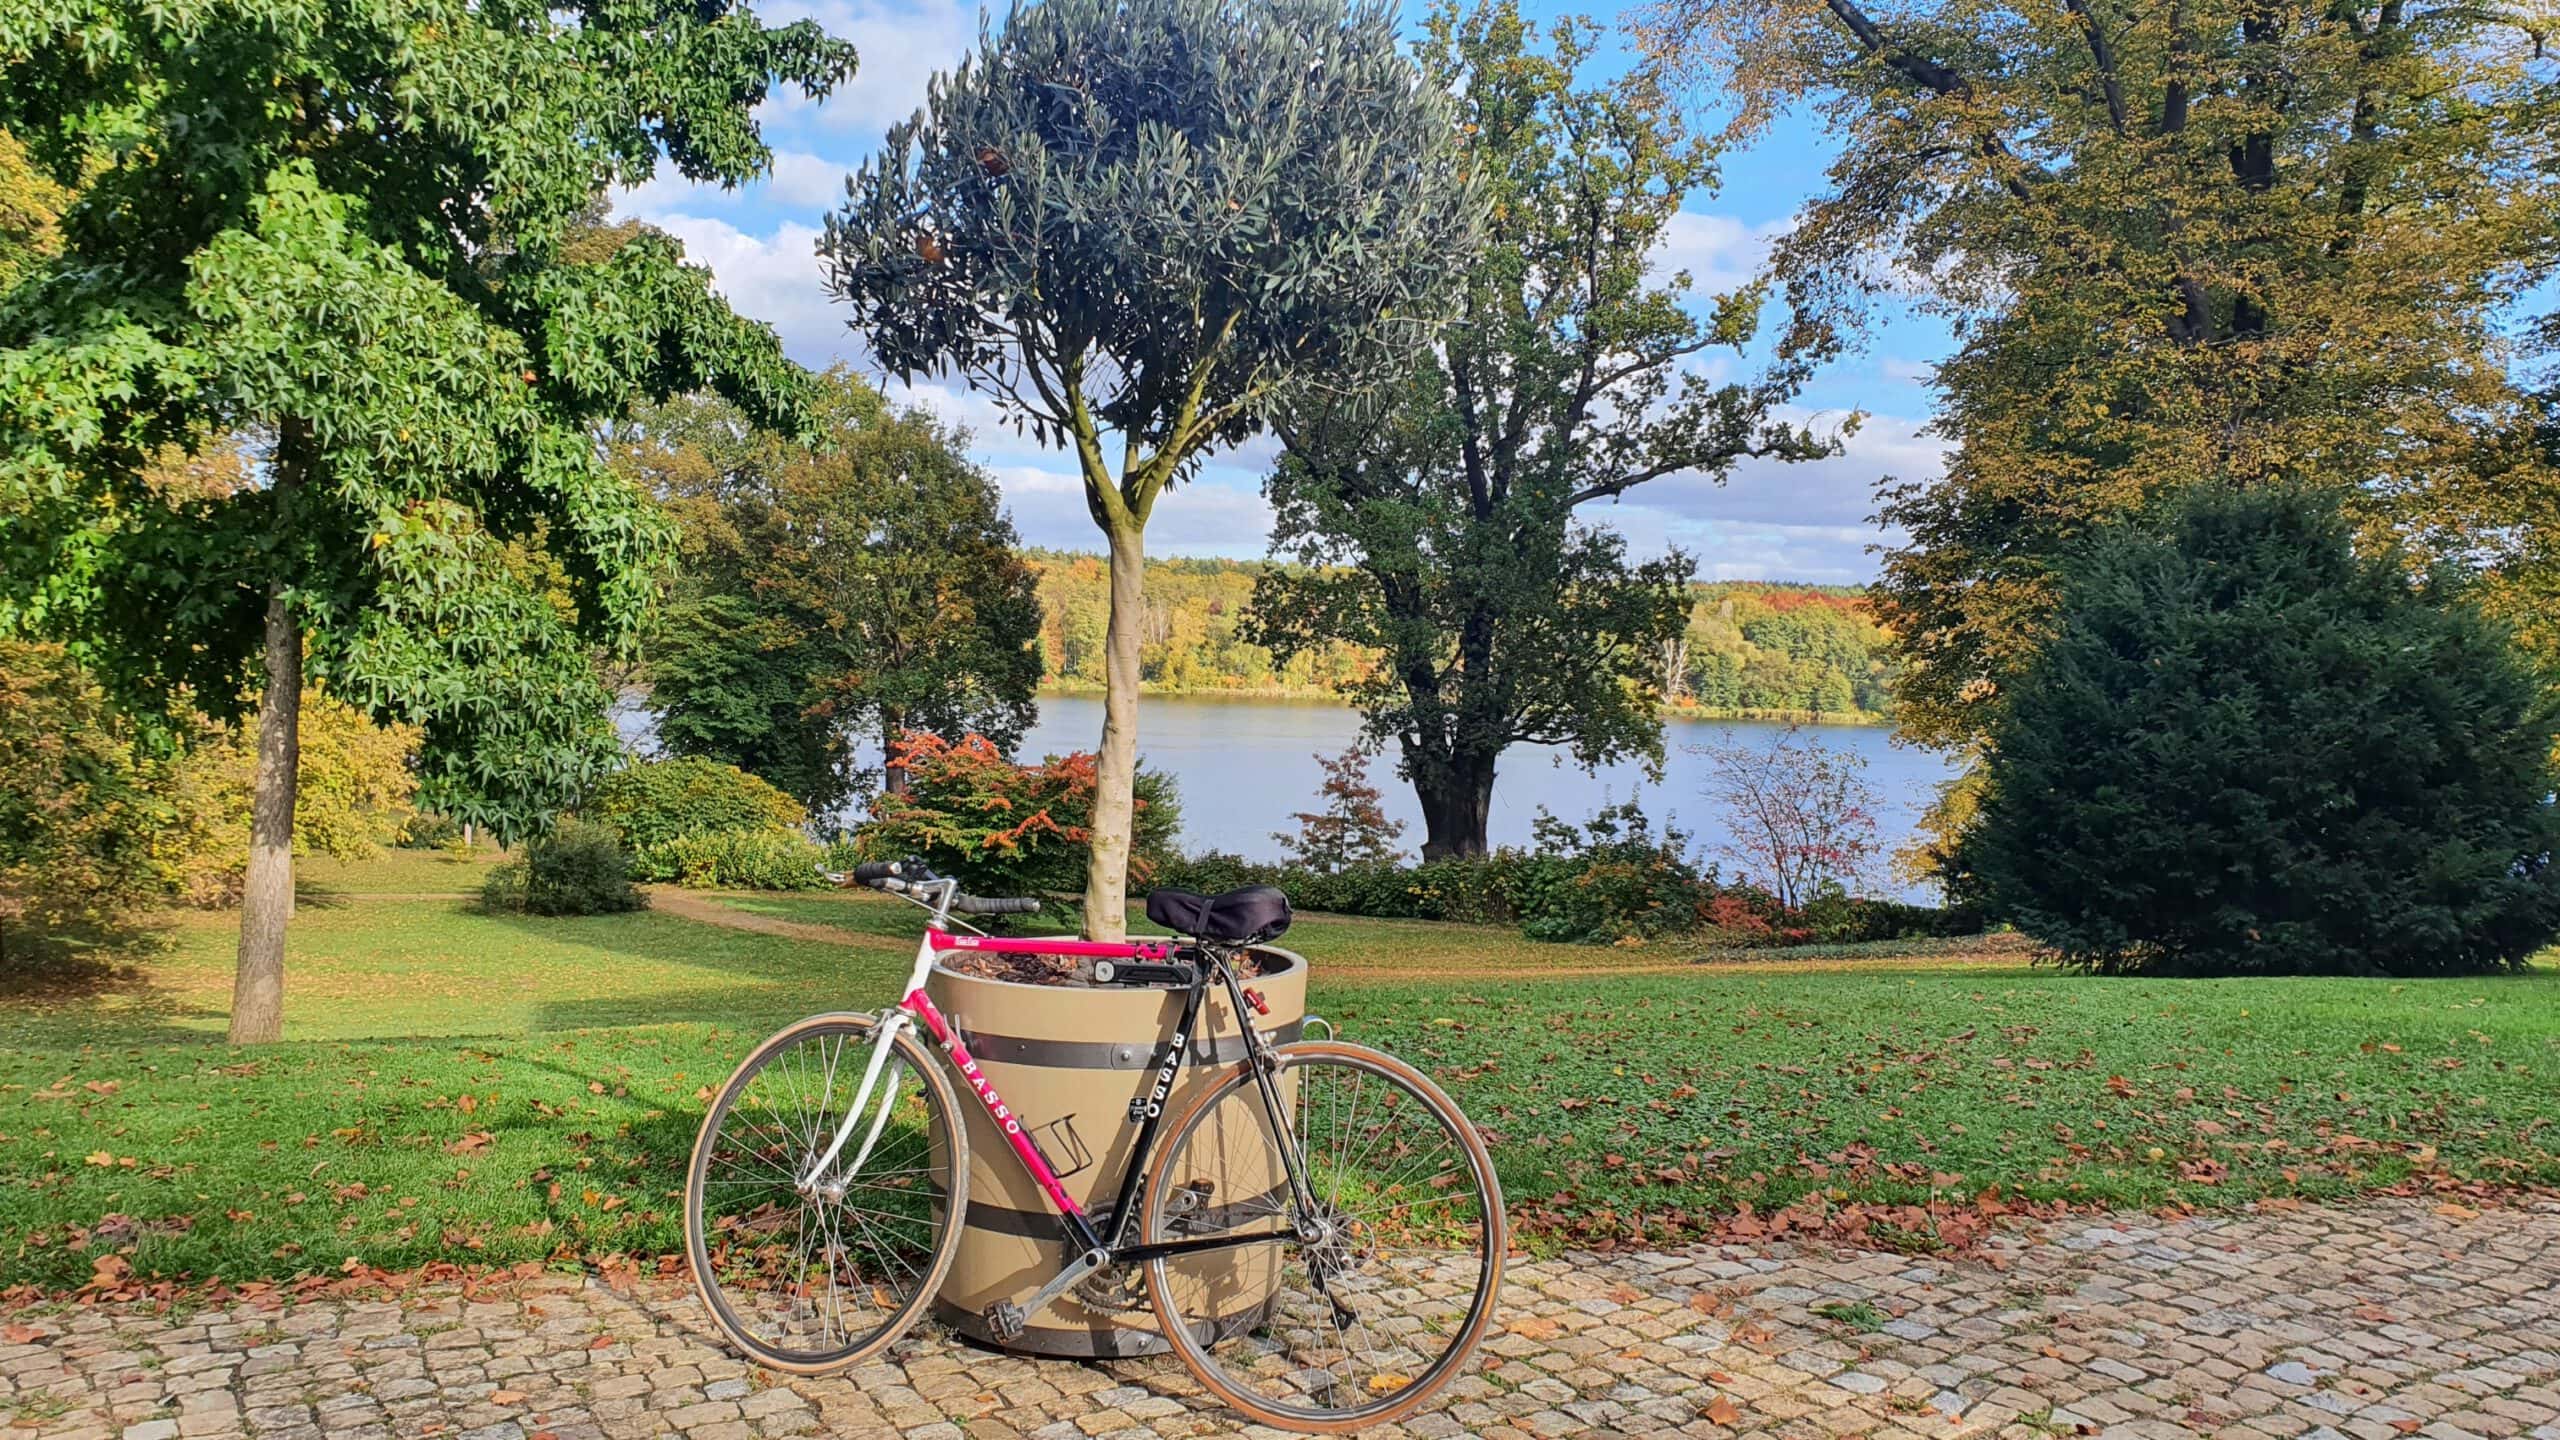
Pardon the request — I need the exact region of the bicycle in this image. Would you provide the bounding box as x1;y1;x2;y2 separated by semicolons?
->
682;859;1506;1432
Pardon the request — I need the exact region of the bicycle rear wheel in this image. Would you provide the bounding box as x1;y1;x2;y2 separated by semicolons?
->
684;1013;966;1374
1141;1039;1505;1432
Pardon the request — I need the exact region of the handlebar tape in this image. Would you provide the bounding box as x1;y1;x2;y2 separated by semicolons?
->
952;894;1043;916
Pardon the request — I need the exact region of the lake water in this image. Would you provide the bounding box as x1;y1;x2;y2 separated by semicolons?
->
1016;696;1955;898
619;692;1957;900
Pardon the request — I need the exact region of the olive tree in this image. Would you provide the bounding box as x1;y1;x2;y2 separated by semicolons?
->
0;1;853;1040
823;0;1484;936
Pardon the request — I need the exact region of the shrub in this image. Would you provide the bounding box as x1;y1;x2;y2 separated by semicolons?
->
630;826;827;889
1160;801;1742;945
1964;487;2560;976
1797;890;1986;945
479;860;529;913
855;732;1179;900
397;812;463;849
585;757;806;851
485;819;645;916
1506;802;1718;945
1;641;170;951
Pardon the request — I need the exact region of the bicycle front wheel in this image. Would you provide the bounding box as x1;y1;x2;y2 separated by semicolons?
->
684;1013;966;1374
1141;1040;1505;1432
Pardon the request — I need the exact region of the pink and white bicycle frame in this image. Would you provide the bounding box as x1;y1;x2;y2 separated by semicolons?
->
797;926;1177;1224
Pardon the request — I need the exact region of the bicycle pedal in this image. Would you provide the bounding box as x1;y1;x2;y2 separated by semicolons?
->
983;1300;1028;1342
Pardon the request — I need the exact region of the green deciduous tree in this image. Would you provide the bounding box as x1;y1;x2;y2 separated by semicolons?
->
616;369;1041;815
823;0;1484;935
1644;0;2560;750
0;128;64;294
0;0;853;1040
1962;487;2560;976
1247;0;1830;858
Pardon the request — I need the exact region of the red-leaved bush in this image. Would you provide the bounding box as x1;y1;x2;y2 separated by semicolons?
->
853;731;1180;900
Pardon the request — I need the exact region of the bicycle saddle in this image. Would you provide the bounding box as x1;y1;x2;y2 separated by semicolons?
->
1145;885;1291;945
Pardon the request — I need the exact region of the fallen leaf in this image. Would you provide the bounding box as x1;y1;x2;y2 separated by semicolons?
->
1365;1373;1411;1395
1703;1395;1742;1426
490;1390;526;1405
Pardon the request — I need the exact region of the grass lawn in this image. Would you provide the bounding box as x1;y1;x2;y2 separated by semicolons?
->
3;866;2555;1292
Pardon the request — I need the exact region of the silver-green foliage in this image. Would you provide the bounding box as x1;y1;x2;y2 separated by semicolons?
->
823;0;1485;496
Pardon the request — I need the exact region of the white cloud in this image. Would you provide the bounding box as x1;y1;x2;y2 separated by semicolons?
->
767;150;857;210
1650;211;1794;299
1878;355;1939;387
764;0;985;142
985;461;1275;557
632;212;844;366
1579;410;1947;582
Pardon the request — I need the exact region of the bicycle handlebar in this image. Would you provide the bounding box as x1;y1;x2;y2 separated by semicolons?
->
820;860;1041;917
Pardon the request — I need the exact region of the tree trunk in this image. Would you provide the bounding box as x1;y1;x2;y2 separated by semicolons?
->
881;714;911;796
1414;755;1496;861
1081;522;1146;938
229;582;300;1045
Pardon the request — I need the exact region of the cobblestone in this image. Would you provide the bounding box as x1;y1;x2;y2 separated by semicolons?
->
3;1199;2555;1439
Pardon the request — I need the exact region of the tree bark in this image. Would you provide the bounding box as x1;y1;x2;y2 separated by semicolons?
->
881;713;911;796
1414;755;1496;861
1081;521;1146;938
228;580;300;1045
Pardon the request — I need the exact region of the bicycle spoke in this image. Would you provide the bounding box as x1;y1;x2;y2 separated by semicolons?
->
688;1021;959;1371
1148;1046;1500;1426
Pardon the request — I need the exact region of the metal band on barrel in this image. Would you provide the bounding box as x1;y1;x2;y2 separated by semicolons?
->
949;1018;1301;1071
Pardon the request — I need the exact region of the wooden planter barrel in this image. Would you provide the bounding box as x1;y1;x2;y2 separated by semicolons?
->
925;944;1307;1357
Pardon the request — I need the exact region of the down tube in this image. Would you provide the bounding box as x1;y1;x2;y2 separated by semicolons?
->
904;989;1087;1220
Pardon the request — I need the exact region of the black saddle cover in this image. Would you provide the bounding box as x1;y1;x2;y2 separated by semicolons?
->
1145;884;1292;944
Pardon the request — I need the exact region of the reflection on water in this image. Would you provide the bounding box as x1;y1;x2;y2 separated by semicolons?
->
619;692;1959;901
1019;695;1957;901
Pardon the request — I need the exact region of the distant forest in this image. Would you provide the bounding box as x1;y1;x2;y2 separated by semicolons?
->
1028;552;1896;721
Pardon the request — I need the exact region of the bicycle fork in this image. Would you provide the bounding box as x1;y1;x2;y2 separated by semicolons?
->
798;934;936;1194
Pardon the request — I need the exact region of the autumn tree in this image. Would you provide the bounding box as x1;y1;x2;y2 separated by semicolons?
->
1274;746;1408;871
0;1;852;1040
1644;0;2560;749
1698;725;1881;910
1249;0;1830;858
617;368;1042;814
822;0;1483;935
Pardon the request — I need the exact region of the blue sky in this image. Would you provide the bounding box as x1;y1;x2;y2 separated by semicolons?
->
614;0;1960;583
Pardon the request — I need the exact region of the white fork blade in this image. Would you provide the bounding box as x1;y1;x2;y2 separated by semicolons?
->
842;1065;904;1180
802;1015;905;1189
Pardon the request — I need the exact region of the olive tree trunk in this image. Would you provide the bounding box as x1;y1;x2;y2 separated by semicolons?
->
228;580;300;1045
1081;521;1146;939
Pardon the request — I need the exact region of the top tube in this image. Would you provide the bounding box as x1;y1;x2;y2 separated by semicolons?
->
929;928;1175;961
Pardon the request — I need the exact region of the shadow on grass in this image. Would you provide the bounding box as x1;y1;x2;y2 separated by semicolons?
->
463;906;892;1036
0;914;239;1050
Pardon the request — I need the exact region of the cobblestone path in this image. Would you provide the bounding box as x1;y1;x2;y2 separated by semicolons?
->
5;1198;2554;1440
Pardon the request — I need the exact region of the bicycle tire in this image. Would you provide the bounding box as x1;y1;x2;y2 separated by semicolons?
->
684;1012;968;1375
1140;1039;1506;1432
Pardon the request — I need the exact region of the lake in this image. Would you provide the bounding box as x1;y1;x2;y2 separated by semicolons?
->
625;693;1958;900
1019;696;1956;898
